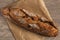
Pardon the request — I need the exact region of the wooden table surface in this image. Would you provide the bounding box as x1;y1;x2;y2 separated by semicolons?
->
0;0;60;40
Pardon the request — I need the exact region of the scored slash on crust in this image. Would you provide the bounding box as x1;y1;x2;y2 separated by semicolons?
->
1;8;58;37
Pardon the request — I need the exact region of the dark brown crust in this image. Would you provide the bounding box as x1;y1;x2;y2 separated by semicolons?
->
2;8;58;37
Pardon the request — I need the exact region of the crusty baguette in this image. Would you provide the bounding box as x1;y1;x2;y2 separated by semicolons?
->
1;7;58;37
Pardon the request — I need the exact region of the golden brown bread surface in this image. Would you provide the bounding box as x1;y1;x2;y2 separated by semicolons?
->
1;8;58;37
